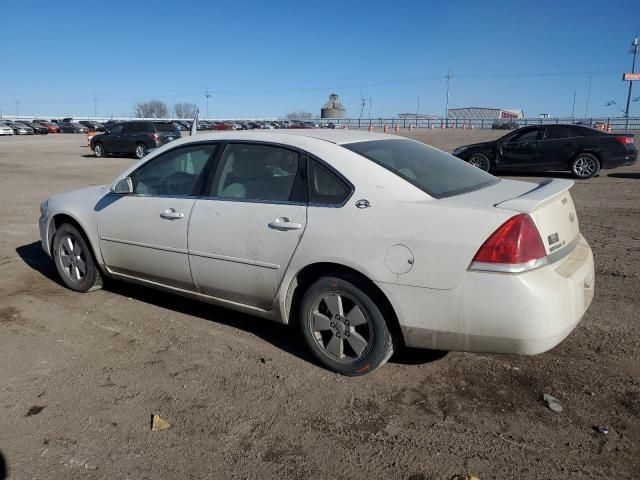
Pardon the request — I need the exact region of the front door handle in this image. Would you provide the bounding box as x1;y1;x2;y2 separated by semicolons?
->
160;208;185;220
268;217;302;231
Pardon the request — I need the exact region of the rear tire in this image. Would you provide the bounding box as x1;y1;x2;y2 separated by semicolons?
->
134;143;147;159
52;223;103;293
571;153;600;179
467;153;492;172
298;276;395;376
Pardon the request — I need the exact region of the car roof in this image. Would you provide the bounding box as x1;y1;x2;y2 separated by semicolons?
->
190;129;398;145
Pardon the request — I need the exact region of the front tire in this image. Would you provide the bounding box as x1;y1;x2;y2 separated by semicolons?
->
299;276;395;376
94;142;106;158
52;223;103;293
134;143;147;159
571;153;600;179
467;153;491;172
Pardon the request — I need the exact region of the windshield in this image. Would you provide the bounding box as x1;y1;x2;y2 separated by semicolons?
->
343;139;498;198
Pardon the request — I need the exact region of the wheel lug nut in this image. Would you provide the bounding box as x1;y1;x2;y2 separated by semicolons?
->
330;322;335;328
336;333;341;338
345;332;350;337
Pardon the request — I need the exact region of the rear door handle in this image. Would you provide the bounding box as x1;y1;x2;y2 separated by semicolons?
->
160;208;185;220
268;217;302;231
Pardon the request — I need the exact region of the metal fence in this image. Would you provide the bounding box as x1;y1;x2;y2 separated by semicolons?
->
327;116;640;131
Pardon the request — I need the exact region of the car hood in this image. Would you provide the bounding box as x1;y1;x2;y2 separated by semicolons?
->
456;140;497;150
49;185;108;211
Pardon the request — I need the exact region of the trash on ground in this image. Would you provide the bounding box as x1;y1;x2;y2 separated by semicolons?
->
542;393;563;413
151;414;170;431
593;425;609;435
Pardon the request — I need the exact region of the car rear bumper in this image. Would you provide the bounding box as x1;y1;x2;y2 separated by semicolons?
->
378;234;595;355
601;150;638;169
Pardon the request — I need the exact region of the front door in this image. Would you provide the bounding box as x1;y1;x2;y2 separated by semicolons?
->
497;127;541;169
98;143;217;289
188;142;307;309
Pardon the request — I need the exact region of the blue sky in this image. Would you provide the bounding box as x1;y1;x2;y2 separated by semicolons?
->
0;0;638;119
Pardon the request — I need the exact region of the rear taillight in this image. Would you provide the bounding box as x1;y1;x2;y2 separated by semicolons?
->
150;133;160;142
616;136;634;145
470;213;547;273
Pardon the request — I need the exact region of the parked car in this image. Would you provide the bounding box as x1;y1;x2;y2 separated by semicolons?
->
103;120;120;130
3;120;34;135
211;121;233;130
90;121;181;159
33;120;61;133
79;121;106;132
452;124;637;179
491;121;519;130
20;121;49;134
58;122;88;134
592;121;611;132
39;130;595;375
0;122;14;135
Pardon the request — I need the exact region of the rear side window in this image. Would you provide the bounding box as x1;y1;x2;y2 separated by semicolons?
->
343;139;498;198
122;123;137;134
154;122;177;132
308;159;351;205
545;125;572;139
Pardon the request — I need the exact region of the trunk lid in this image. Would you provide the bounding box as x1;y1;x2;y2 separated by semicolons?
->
448;178;580;258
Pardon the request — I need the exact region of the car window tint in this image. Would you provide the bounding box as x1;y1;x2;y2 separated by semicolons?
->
308;159;350;205
344;139;498;199
155;122;177;132
130;144;216;196
110;125;123;135
209;144;299;202
509;129;539;143
545;126;572;140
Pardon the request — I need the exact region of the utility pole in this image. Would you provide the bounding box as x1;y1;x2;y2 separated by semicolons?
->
15;98;20;119
359;86;365;128
584;76;592;118
624;34;639;129
204;88;212;120
368;97;372;124
445;69;452;126
93;96;98;118
416;96;420;126
571;91;576;118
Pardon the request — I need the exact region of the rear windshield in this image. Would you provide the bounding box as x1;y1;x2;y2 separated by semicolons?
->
343;139;498;198
154;122;178;132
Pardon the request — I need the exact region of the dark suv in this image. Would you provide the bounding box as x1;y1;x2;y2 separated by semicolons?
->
90;121;181;159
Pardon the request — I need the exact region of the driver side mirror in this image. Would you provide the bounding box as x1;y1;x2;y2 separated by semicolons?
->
110;177;133;194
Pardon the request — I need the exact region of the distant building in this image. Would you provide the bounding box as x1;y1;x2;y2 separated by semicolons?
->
397;113;440;120
447;107;524;120
321;94;346;119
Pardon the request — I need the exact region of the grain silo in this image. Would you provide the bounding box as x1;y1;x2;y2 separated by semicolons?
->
321;94;346;119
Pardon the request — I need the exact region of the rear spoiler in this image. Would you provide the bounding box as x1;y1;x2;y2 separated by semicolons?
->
494;178;574;213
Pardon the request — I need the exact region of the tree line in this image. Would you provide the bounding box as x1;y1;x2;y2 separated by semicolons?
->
134;100;198;119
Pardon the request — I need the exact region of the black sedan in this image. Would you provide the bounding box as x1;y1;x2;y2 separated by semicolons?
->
59;122;88;133
452;124;638;179
20;121;49;134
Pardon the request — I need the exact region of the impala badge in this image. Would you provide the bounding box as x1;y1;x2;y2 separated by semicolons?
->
548;233;559;246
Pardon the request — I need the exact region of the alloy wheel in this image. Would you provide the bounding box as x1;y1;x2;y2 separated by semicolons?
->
308;292;372;363
574;156;597;178
135;145;146;159
468;154;490;171
57;235;87;282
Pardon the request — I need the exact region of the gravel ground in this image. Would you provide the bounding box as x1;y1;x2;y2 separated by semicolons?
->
0;130;638;480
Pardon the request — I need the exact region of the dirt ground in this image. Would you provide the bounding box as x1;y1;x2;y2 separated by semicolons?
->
0;130;638;480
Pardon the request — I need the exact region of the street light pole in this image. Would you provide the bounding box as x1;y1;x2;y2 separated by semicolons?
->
571;91;576;118
624;35;639;129
204;87;212;120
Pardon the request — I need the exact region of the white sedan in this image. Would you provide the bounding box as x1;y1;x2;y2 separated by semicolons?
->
0;122;14;135
39;130;594;375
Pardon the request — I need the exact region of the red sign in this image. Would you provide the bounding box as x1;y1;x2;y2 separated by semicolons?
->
623;72;640;81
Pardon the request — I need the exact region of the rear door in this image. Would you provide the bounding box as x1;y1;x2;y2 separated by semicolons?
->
188;142;307;309
537;125;579;169
497;127;541;169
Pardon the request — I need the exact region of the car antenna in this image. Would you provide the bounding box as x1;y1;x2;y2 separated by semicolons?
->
190;110;198;137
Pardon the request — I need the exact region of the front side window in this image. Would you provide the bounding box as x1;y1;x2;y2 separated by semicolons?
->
509;128;539;143
344;139;498;198
209;143;300;202
109;125;123;135
129;144;216;196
